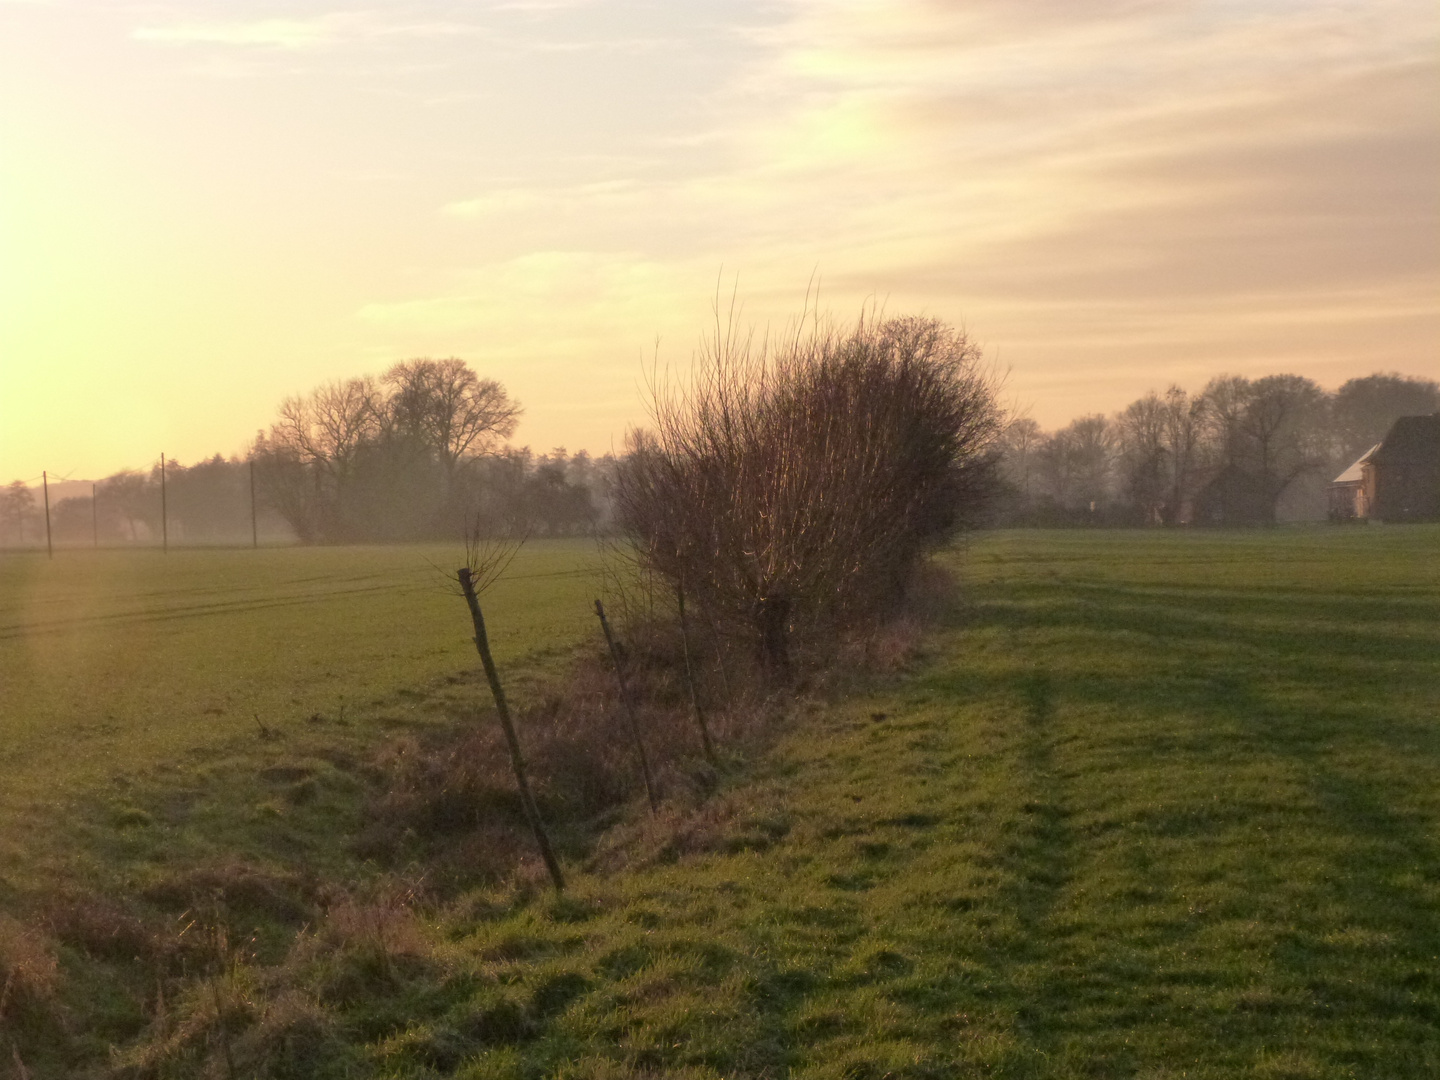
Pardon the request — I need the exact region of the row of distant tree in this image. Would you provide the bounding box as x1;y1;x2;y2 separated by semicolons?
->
0;359;618;547
249;358;616;542
0;448;616;548
5;365;1435;547
993;372;1440;526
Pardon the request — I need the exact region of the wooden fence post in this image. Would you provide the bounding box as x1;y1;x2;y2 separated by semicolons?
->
594;599;660;814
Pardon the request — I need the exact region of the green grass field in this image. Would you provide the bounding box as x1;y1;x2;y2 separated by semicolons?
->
4;527;1438;1078
0;541;601;892
333;525;1432;1080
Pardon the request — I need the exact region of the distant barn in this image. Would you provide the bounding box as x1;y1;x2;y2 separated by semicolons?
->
1327;444;1379;521
1193;464;1274;527
1327;414;1440;524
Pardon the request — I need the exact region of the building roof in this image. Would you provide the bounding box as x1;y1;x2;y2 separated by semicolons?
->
1331;444;1380;485
1371;414;1440;466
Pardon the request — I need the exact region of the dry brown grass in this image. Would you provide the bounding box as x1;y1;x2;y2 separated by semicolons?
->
0;915;59;1024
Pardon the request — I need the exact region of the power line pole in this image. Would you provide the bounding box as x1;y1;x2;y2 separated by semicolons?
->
42;470;52;559
249;459;259;549
92;482;98;548
160;453;169;553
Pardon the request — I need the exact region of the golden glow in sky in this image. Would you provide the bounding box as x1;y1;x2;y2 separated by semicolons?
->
2;0;1437;479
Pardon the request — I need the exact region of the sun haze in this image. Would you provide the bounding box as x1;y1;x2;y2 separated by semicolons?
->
2;0;1436;480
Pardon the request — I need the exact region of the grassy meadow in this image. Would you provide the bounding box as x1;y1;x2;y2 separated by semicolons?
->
0;541;601;890
338;525;1433;1080
2;526;1438;1077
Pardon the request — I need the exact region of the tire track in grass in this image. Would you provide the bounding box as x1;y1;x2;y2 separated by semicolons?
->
0;565;597;640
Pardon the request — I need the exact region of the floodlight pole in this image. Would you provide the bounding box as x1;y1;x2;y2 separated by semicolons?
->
42;471;52;559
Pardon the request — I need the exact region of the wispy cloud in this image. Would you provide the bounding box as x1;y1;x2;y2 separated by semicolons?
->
130;11;490;51
420;0;1437;427
130;5;671;57
442;180;646;219
8;0;1435;474
133;15;356;50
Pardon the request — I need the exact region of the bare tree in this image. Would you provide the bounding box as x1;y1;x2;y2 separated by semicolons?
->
1160;385;1204;524
1331;373;1440;464
1034;428;1079;508
1241;374;1329;521
1199;374;1253;470
266;378;384;538
1242;375;1327;475
383;359;521;482
97;470;157;542
249;432;321;543
1194;373;1329;524
1115;393;1168;524
617;310;1001;672
278;378;382;479
0;481;37;545
999;417;1043;502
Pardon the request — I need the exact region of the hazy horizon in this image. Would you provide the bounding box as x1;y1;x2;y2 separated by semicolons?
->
4;359;1435;494
4;0;1437;481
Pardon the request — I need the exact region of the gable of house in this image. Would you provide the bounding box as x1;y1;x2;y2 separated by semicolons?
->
1369;414;1440;523
1327;444;1380;520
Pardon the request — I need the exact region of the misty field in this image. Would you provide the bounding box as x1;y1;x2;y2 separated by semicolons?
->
0;542;601;881
3;527;1439;1078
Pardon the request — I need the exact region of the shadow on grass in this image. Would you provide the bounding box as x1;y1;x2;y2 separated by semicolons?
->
916;556;1440;1071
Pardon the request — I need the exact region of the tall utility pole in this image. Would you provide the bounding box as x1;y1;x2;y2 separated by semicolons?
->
160;454;169;553
249;459;259;549
92;482;98;548
42;471;53;559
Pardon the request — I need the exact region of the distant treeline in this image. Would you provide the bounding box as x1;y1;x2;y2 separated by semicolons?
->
6;364;1435;547
993;372;1439;526
250;358;618;543
0;359;618;547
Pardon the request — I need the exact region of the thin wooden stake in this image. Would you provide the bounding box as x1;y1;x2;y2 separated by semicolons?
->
42;471;52;559
249;459;259;549
458;567;565;891
160;453;168;553
707;612;733;704
677;583;716;765
594;599;660;814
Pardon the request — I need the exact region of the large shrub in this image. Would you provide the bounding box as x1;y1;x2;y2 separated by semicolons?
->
617;312;1001;671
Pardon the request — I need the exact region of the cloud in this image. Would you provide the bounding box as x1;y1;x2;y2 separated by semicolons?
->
442;180;646;219
132;0;1438;441
132;16;354;50
425;0;1437;342
358;250;689;340
130;11;489;51
130;4;671;57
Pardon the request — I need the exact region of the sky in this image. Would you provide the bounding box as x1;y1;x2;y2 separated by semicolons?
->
2;0;1437;482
